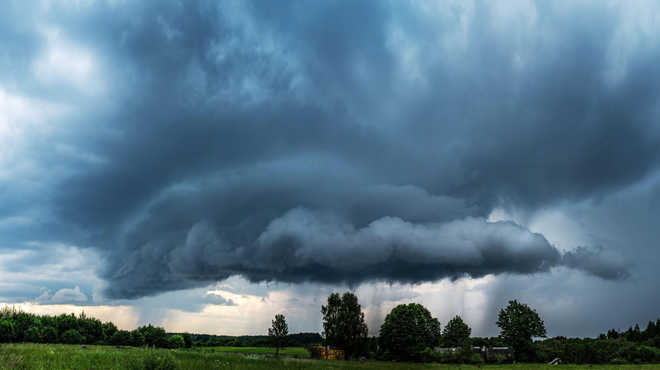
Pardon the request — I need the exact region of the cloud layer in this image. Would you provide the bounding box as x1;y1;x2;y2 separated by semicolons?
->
1;0;657;303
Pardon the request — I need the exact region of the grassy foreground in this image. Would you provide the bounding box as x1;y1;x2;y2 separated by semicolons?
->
1;344;660;370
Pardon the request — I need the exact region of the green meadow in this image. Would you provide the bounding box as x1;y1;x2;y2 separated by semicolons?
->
2;344;660;370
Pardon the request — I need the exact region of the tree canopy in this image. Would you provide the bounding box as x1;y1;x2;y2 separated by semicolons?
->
268;313;289;357
321;292;369;358
496;300;547;361
378;303;441;362
442;315;472;347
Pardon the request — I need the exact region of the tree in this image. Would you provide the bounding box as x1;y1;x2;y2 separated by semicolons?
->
321;292;369;358
109;330;131;346
60;329;85;344
442;316;472;347
168;334;185;349
181;332;193;348
42;326;58;343
0;318;16;343
24;326;42;343
268;313;289;357
378;303;441;362
496;300;547;362
130;330;145;347
138;324;169;348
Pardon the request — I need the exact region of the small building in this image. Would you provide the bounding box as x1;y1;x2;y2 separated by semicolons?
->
549;358;563;365
310;346;345;361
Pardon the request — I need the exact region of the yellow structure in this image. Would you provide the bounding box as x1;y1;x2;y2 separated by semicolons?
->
312;346;345;361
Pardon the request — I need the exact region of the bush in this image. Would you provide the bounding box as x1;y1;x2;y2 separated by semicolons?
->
181;332;192;349
60;329;85;344
168;335;185;349
131;330;146;347
468;353;485;365
0;319;16;343
421;343;482;364
305;344;323;359
110;330;132;346
42;326;58;343
24;326;42;343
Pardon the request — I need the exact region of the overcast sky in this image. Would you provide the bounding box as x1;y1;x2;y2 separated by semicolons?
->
1;0;660;338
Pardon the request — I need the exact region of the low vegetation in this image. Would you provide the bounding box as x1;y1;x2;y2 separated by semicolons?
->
2;344;660;370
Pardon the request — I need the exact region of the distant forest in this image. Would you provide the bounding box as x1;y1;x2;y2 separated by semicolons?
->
0;306;321;348
178;332;323;347
2;305;660;364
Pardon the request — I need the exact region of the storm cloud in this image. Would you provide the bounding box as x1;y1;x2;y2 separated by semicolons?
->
1;0;657;303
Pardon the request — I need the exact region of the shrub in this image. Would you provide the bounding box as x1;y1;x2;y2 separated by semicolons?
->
181;332;192;349
494;353;507;364
305;344;323;359
168;335;185;349
60;329;85;344
611;358;628;365
24;326;42;343
42;326;58;344
0;319;16;343
468;353;485;365
131;330;146;347
110;330;132;346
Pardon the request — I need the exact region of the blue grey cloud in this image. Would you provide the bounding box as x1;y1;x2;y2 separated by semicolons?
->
0;0;655;306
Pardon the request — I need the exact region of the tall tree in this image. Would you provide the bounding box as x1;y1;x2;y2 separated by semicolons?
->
442;315;472;347
268;313;289;357
378;303;441;362
496;300;546;362
321;292;369;358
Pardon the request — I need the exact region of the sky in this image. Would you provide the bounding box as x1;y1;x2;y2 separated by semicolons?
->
1;0;660;338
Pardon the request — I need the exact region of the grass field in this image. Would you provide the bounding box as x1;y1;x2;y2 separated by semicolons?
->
1;344;660;370
199;346;310;356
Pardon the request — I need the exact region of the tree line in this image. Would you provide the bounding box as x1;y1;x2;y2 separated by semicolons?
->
0;305;319;350
267;292;660;364
4;296;660;364
188;332;322;347
0;306;189;348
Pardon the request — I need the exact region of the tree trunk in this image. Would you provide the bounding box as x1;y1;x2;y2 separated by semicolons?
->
276;347;279;357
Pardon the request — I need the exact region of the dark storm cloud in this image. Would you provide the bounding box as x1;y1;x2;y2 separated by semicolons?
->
1;1;656;299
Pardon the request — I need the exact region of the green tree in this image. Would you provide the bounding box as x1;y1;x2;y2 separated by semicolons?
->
138;324;169;348
321;292;369;358
168;334;185;349
181;332;193;348
103;322;118;340
268;313;289;357
442;316;472;347
60;329;85;344
110;330;131;346
0;318;16;343
496;300;547;362
42;326;58;343
131;330;145;347
378;303;441;362
24;326;42;343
